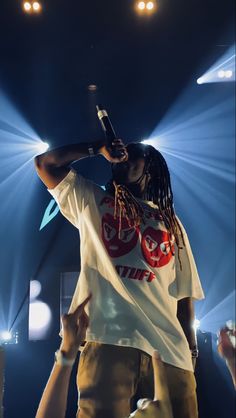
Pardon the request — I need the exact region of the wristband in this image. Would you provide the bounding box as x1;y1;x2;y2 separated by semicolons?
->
54;350;75;367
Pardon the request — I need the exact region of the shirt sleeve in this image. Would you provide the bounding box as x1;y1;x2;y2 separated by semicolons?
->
174;219;205;301
47;169;98;229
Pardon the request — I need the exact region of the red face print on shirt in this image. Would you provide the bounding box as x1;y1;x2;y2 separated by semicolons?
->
102;213;139;258
141;227;175;268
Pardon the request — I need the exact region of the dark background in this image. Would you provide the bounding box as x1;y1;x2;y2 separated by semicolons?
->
0;1;235;417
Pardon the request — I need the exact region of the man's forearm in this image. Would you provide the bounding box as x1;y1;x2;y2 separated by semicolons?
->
35;363;73;418
34;140;104;189
35;140;103;169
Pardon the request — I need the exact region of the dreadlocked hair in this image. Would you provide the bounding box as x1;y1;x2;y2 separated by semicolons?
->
113;182;145;237
143;146;185;269
105;143;185;269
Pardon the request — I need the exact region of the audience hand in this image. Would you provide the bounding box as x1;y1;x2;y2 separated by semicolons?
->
129;351;173;418
217;323;236;388
60;294;91;360
217;325;235;360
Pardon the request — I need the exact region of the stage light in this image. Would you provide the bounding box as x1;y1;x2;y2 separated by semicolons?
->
135;1;157;14
197;77;203;85
197;45;235;84
0;331;12;342
225;70;233;78
29;301;52;339
137;1;146;10
193;319;200;332
217;70;233;79
22;1;42;14
29;141;50;156
141;138;160;147
23;1;32;12
29;280;42;300
28;279;52;340
37;141;49;153
32;1;41;12
146;1;154;10
0;330;18;345
217;70;225;78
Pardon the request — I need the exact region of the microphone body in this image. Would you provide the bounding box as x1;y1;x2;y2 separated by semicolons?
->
96;105;124;158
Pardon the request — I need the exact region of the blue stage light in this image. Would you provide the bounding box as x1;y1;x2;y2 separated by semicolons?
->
0;330;18;345
37;141;49;153
196;45;235;84
193;319;201;332
0;331;12;342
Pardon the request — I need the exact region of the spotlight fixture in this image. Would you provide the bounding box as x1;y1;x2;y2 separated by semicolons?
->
193;318;200;333
225;70;233;78
137;1;146;10
217;69;233;79
38;141;49;153
22;1;42;14
217;70;225;78
136;0;157;14
32;1;41;11
31;141;49;156
32;1;42;13
196;77;203;85
0;331;11;342
197;46;235;84
146;1;154;10
23;1;32;11
0;330;18;345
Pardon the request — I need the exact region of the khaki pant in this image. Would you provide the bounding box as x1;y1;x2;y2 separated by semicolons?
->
77;342;198;418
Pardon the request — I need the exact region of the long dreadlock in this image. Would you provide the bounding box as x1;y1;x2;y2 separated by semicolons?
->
106;143;185;268
144;145;185;268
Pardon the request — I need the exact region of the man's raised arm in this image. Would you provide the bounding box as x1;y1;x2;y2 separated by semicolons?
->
34;139;128;189
34;141;103;189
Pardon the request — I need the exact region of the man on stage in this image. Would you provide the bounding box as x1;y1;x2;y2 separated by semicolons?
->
35;138;204;418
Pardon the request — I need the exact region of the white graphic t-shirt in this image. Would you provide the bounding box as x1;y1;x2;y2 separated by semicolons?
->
49;169;204;371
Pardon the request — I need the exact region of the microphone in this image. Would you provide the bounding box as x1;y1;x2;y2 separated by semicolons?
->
96;104;125;158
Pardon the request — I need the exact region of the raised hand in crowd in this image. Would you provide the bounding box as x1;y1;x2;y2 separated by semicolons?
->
129;351;173;418
36;294;91;418
217;323;236;388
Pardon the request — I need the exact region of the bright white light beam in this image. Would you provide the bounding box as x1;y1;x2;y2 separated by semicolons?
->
193;318;200;333
0;330;12;342
36;141;49;153
197;45;235;84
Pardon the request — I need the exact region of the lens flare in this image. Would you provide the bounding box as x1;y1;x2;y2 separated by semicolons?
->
23;2;32;12
197;45;235;84
0;330;12;341
225;70;233;78
193;319;200;332
218;70;225;78
138;1;146;10
146;1;154;10
38;141;49;153
32;1;41;12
